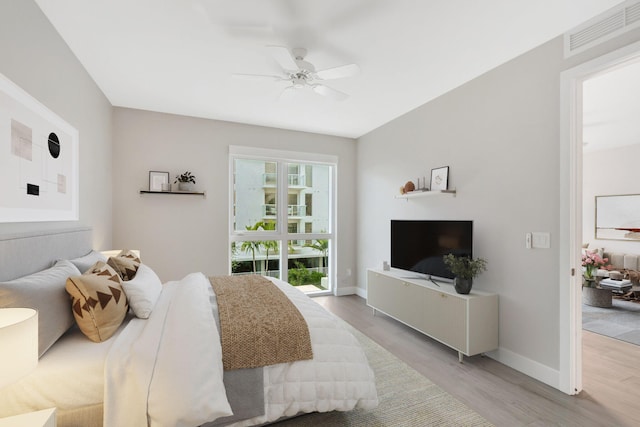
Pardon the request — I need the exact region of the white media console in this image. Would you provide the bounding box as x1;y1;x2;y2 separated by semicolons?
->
366;269;498;362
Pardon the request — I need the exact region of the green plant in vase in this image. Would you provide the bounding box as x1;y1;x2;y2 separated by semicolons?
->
174;171;196;191
443;254;487;294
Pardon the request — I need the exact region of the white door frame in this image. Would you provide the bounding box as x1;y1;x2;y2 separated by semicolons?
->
559;40;640;395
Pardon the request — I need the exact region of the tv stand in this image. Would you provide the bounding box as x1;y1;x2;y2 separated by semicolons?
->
367;269;498;362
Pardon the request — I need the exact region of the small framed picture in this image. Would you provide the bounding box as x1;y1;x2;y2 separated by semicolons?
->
149;171;170;192
430;166;449;191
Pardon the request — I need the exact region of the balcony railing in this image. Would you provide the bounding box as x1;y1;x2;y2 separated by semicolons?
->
263;204;306;216
231;267;327;277
262;173;308;187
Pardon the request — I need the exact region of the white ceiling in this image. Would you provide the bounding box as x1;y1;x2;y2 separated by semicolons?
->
35;0;624;139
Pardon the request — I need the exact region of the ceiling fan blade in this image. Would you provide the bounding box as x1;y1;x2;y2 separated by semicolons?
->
311;84;349;101
278;85;297;101
266;46;298;71
232;73;285;82
315;63;360;80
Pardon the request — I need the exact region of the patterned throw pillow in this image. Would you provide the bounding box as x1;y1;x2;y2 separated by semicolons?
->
107;249;141;281
66;261;128;342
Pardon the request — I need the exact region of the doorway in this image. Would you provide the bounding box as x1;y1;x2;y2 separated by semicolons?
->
561;40;640;395
582;61;640;343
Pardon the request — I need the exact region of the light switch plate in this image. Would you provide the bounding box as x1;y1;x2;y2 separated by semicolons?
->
532;232;551;249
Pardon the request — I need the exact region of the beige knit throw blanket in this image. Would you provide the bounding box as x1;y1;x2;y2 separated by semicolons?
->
209;275;313;370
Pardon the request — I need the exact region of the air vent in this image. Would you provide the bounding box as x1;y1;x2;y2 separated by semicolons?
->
627;2;640;25
565;0;640;57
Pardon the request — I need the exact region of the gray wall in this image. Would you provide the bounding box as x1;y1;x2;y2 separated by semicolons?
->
357;30;640;385
0;0;113;249
112;107;357;286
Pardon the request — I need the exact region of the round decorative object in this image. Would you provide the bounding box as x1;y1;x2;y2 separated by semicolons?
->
48;132;60;158
582;286;612;308
403;181;415;193
454;277;473;294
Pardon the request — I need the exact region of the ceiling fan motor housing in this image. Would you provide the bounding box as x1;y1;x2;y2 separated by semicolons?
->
234;45;356;100
292;75;307;88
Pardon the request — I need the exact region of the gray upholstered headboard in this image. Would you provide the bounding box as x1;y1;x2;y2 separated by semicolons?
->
0;227;92;281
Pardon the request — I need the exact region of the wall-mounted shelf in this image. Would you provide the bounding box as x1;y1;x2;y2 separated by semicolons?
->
140;190;206;197
395;189;456;200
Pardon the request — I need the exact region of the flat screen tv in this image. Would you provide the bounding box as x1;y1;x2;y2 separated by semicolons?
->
391;220;473;280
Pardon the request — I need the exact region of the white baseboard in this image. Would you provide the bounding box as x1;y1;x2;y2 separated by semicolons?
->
336;283;562;392
486;347;560;391
335;286;357;296
334;286;367;298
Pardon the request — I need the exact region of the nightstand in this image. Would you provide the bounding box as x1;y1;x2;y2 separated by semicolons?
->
0;408;56;427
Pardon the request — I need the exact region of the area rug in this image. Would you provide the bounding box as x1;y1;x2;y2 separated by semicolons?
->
582;298;640;346
274;322;494;427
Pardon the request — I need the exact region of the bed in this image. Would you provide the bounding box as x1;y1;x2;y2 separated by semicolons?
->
0;228;378;426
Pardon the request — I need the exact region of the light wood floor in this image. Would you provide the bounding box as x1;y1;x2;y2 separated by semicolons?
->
314;295;639;427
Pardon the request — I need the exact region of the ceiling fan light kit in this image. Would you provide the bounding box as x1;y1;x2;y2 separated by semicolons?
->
234;46;359;101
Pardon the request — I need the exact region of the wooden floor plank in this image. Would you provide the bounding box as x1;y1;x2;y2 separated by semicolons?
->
315;294;638;427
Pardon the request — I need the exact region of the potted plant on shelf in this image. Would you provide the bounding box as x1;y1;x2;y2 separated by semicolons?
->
443;254;487;294
174;171;196;191
581;250;612;307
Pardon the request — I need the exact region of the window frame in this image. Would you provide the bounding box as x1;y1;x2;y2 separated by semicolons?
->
229;146;337;293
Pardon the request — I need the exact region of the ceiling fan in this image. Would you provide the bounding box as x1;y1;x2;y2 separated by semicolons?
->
234;46;360;101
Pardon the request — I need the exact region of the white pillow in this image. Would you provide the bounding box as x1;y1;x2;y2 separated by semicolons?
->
121;264;162;319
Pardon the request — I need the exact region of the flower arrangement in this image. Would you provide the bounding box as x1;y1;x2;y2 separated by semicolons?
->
581;250;610;279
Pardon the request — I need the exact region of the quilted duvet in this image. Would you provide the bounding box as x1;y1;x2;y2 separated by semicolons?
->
228;277;379;426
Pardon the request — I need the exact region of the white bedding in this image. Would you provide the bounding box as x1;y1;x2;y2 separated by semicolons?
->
233;277;379;426
104;272;232;427
0;273;378;426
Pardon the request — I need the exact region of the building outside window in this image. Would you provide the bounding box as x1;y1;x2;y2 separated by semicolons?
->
230;147;335;294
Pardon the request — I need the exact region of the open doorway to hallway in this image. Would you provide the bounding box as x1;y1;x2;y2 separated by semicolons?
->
575;54;640;423
561;28;640;403
581;59;640;346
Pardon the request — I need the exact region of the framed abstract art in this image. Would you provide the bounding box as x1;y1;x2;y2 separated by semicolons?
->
0;72;79;222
